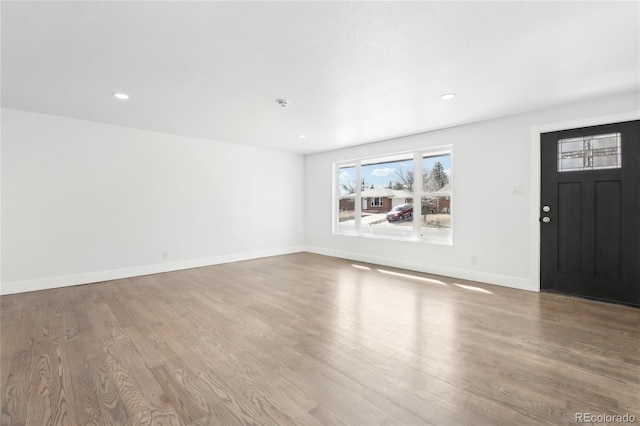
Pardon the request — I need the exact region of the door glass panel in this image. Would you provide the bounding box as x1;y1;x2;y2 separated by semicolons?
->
557;133;621;172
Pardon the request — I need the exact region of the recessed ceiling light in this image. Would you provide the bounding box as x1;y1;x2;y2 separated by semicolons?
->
113;93;130;100
440;93;456;100
297;134;307;139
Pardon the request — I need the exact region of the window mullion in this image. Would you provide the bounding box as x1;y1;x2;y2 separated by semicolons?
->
413;151;422;239
354;160;362;233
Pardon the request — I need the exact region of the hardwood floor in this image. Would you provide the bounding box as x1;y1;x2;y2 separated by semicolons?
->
1;253;639;425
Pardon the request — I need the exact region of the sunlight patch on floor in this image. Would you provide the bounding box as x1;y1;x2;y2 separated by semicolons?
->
351;264;371;270
377;269;447;286
454;283;493;294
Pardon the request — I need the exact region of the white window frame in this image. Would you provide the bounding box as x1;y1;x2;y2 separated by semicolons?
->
333;145;453;244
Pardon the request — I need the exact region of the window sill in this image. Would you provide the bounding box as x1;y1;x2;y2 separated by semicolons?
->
333;230;452;246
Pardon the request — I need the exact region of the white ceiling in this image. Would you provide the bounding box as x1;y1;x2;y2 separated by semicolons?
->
2;1;639;154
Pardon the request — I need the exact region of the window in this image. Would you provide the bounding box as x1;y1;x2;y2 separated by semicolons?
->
337;164;356;233
334;146;452;244
370;197;383;207
421;152;452;243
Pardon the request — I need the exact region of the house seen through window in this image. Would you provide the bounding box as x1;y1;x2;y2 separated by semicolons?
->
335;147;452;243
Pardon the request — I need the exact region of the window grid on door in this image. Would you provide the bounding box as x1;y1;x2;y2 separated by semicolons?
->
557;133;621;172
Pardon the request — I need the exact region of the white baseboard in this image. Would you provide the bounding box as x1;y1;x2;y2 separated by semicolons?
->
305;246;535;292
0;245;534;295
0;246;305;295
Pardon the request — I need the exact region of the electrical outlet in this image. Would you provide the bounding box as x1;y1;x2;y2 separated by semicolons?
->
470;255;478;265
162;249;169;259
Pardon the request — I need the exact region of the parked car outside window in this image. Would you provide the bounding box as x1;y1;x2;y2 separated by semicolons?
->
386;204;413;222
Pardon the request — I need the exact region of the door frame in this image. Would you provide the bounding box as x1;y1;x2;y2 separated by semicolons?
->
529;111;640;292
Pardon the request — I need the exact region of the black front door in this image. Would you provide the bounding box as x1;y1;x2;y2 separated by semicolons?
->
540;120;640;306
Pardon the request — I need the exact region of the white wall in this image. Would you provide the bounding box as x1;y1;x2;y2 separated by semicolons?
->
304;92;640;291
1;108;305;294
3;93;638;296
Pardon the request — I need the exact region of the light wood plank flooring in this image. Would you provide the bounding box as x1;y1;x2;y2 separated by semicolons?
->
1;253;639;425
